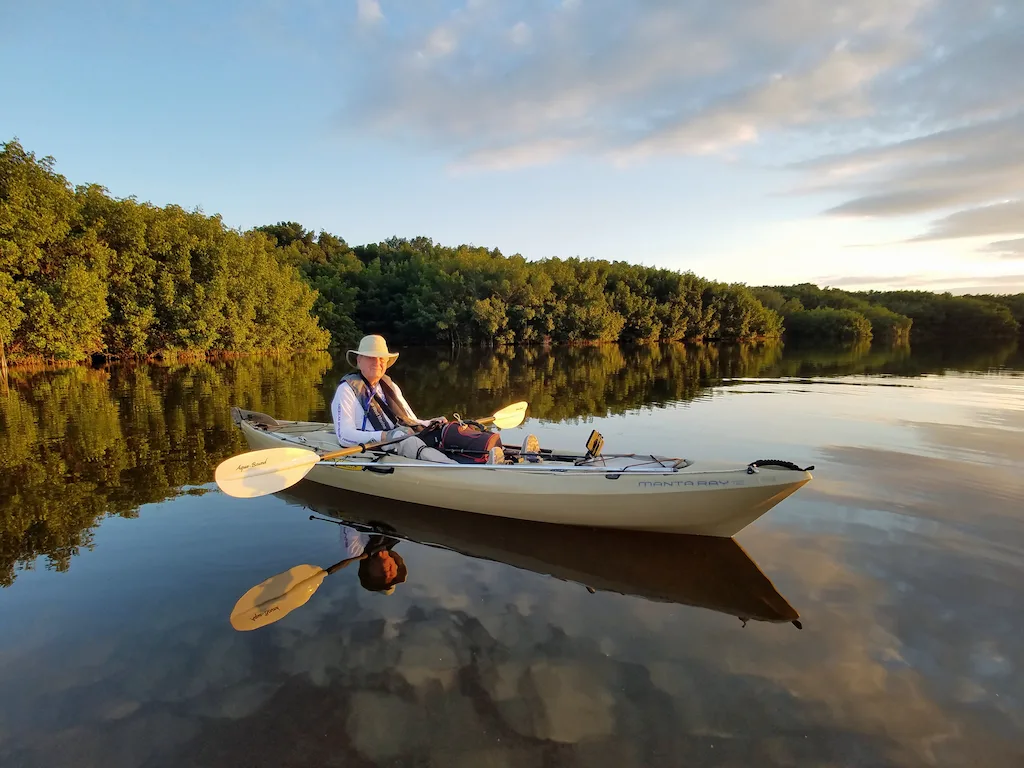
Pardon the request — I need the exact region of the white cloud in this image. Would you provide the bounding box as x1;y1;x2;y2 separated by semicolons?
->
806;113;1024;218
333;0;1023;257
509;21;531;46
814;272;1024;293
422;25;457;57
342;1;935;161
451;138;587;172
613;43;909;163
981;239;1024;260
356;0;383;25
911;200;1024;242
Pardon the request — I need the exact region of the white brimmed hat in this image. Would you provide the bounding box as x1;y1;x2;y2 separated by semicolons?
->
346;334;399;368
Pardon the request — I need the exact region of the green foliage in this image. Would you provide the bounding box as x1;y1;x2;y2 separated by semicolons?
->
7;139;1018;361
761;283;1020;343
1;139;107;360
863;290;1019;339
713;284;784;340
856;303;912;342
982;294;1024;328
784;308;874;344
0;353;331;586
761;283;911;343
1;139;329;363
750;287;804;317
0;271;23;346
257;223;362;347
0;141;77;277
249;231;783;347
471;296;509;344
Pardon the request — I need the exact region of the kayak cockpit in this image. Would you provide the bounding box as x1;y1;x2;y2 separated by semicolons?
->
230;406;691;472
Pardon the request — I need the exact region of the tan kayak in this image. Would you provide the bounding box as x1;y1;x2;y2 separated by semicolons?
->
275;480;802;626
231;407;813;537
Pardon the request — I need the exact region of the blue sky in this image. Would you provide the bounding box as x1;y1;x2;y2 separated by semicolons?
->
2;0;1022;293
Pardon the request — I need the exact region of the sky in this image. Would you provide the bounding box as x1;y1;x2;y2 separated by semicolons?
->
1;0;1022;294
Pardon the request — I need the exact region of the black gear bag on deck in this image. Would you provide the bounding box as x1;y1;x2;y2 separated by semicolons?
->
438;422;502;463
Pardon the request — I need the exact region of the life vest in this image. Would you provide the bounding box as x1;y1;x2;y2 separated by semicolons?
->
341;373;419;432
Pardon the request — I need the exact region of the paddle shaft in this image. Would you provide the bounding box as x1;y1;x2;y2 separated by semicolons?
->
325;555;361;574
319;414;501;461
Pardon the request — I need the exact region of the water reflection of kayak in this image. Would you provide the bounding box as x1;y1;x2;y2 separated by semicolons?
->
232;407;813;537
274;480;802;627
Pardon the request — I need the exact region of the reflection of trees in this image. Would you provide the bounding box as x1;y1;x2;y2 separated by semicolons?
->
761;338;1020;379
390;343;787;423
757;342;906;378
3;338;1021;586
0;354;330;586
355;337;1024;428
890;338;1021;374
346;339;1021;425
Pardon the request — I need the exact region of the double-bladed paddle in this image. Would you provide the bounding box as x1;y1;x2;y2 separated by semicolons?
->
214;400;528;499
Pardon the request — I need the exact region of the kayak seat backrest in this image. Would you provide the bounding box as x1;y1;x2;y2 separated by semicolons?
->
232;407;281;429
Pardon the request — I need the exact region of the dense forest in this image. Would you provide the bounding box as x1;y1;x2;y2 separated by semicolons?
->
251;225;1022;348
0;140;330;370
751;284;1021;344
2;139;1022;368
259;222;782;349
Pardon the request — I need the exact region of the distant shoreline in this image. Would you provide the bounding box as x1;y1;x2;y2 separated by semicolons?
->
4;334;1020;373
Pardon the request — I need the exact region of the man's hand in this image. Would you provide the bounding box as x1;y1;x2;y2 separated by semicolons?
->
386;426;415;440
429;416;449;429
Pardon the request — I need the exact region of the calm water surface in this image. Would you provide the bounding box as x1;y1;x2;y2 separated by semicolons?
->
1;341;1023;767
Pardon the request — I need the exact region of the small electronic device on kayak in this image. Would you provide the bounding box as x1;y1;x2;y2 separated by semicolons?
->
585;430;604;459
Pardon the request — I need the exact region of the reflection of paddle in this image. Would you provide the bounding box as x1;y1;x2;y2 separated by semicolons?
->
231;517;403;631
214;400;528;499
229;556;359;631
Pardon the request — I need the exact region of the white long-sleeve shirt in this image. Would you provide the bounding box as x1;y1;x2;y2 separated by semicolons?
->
330;378;430;447
339;525;370;557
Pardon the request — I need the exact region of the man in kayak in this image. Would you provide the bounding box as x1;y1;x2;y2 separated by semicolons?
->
339;522;409;595
331;334;503;464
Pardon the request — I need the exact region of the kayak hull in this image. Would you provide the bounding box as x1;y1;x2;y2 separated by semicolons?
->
276;481;802;625
232;413;812;537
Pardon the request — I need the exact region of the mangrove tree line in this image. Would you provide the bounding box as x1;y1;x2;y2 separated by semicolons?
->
258;222;783;349
261;223;1022;348
3;139;1023;364
0;140;330;366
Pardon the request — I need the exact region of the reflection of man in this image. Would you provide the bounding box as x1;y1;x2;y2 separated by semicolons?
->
339;524;408;595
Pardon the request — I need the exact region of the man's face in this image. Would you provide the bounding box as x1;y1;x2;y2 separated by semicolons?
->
370;551;398;583
358;354;388;383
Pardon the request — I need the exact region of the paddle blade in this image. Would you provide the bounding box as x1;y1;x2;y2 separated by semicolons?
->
214;447;320;499
491;400;528;429
230;564;327;631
